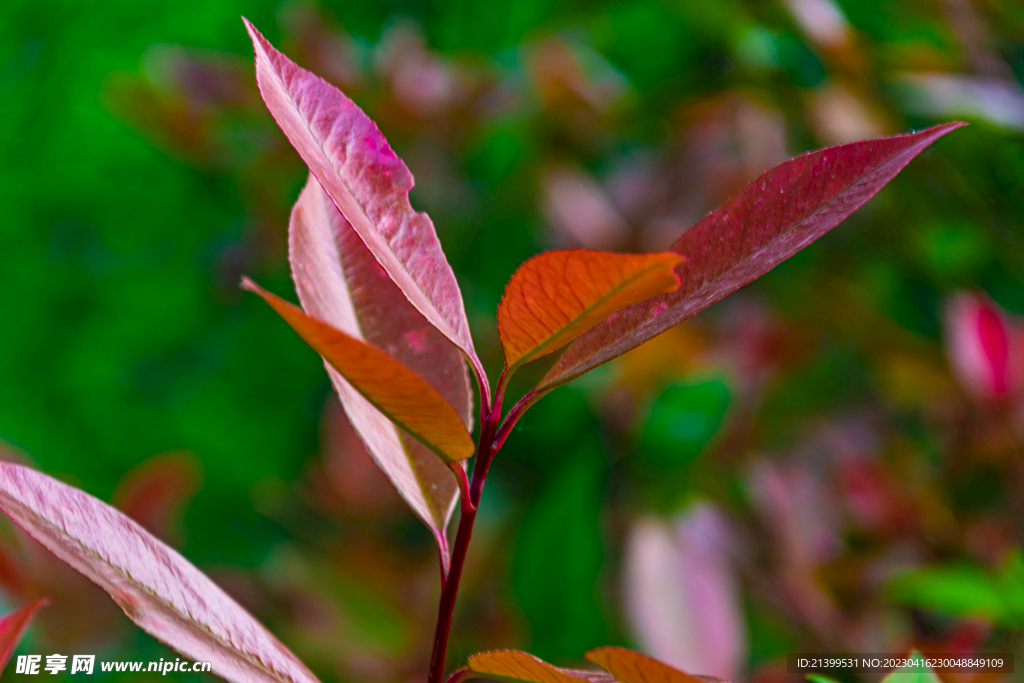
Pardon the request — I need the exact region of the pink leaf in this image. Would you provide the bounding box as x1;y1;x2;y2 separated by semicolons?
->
244;19;490;405
289;174;472;560
537;123;965;394
0;597;47;675
945;292;1022;403
0;463;320;683
623;504;745;682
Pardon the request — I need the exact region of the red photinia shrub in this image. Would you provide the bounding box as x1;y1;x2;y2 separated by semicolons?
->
0;18;962;683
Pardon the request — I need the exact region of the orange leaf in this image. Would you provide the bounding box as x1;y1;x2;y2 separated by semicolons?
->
497;250;683;375
466;650;594;683
242;278;475;463
585;647;708;683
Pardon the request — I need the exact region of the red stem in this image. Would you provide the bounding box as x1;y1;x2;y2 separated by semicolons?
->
492;390;539;454
427;501;477;683
427;394;502;683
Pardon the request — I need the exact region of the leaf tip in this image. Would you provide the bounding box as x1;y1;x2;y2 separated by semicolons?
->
239;275;260;294
241;16;261;42
929;120;969;138
242;17;276;63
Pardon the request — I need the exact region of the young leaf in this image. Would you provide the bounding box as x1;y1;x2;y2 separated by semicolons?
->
464;650;594;683
0;463;320;683
0;598;47;675
243;19;490;405
585;648;705;683
242;277;475;464
289;175;471;557
497;250;682;377
535;123;965;395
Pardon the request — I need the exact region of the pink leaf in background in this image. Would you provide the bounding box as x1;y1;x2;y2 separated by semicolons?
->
945;292;1022;403
317;396;404;516
0;463;321;683
896;74;1024;133
111;451;201;546
542;166;631;250
289;174;472;561
783;0;851;51
748;460;843;639
537;123;964;394
749;461;842;572
0;597;47;675
244;19;490;405
623;504;745;682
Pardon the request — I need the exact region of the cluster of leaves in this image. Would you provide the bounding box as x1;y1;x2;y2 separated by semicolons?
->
6;1;1024;682
0;8;967;683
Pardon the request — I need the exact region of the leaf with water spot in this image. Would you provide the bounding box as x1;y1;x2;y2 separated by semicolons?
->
537;123;965;395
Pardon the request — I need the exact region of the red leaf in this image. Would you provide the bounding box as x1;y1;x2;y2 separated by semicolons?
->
242;277;476;465
537;123;965;394
243;19;490;405
0;463;320;683
0;598;47;675
585;647;707;683
289;175;472;556
498;250;682;375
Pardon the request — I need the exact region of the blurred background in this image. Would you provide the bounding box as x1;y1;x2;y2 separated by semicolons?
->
4;0;1024;681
